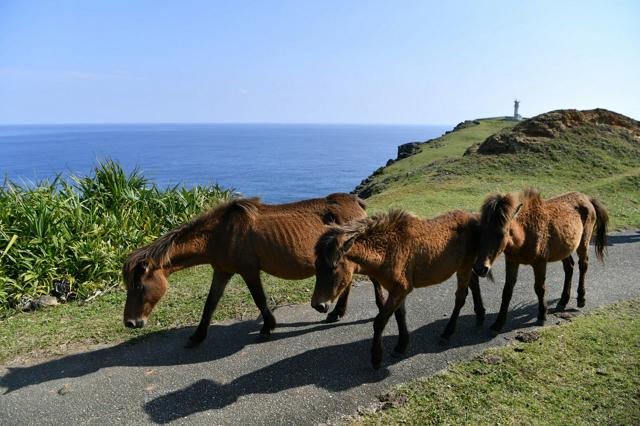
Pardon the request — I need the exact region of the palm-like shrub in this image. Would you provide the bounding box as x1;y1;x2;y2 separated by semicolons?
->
0;160;234;314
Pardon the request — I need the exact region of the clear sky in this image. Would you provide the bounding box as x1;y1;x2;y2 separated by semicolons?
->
1;1;638;124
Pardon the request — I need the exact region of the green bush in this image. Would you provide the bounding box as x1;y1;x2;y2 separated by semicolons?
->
0;160;234;314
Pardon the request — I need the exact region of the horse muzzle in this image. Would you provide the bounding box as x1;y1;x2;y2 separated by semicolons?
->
473;265;490;278
124;318;146;329
311;302;329;313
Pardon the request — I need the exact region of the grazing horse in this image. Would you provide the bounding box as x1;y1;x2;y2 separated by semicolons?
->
123;193;383;345
473;189;608;333
311;209;487;369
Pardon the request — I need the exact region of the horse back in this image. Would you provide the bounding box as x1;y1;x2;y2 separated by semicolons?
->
518;192;595;262
406;211;479;287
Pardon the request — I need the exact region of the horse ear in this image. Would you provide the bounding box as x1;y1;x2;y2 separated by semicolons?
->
135;260;149;275
323;212;337;225
341;235;357;254
513;203;523;219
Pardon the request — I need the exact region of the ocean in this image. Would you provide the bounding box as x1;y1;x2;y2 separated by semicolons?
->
0;123;449;203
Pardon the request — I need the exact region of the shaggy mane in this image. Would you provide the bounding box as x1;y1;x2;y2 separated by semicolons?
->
315;209;414;260
480;188;542;227
123;197;261;282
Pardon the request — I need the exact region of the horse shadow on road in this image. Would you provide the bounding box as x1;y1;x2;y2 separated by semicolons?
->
1;300;545;423
142;302;544;424
0;316;370;394
606;230;640;246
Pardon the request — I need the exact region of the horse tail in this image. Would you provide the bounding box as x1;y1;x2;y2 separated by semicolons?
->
589;197;609;262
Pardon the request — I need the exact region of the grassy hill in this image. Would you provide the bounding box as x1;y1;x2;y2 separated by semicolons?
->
358;109;640;229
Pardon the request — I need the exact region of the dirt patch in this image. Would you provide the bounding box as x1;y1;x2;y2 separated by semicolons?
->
377;391;408;410
515;330;541;343
555;311;576;320
474;353;503;365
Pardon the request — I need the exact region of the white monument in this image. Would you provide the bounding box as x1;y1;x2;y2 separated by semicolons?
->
513;99;522;120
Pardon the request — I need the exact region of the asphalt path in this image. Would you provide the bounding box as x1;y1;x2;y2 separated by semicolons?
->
1;230;639;425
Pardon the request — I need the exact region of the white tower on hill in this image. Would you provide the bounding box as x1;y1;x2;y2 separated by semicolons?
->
513;99;522;120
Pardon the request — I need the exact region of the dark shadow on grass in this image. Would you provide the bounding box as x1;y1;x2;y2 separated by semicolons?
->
0;317;371;394
143;302;542;424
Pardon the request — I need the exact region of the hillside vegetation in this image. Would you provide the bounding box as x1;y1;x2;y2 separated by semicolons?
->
357;109;640;229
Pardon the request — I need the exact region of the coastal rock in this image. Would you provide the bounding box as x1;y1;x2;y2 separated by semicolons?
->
396;142;423;160
452;119;481;132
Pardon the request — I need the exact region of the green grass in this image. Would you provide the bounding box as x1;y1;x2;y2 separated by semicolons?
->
0;265;315;363
357;298;640;425
360;118;517;198
364;119;640;230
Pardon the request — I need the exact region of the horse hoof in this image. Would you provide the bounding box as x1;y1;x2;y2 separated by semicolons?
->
258;330;272;340
536;318;546;326
556;303;567;312
489;327;501;337
577;300;586;308
325;313;341;323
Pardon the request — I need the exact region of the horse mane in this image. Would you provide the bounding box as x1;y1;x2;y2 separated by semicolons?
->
315;209;414;261
123;197;261;276
480;188;542;226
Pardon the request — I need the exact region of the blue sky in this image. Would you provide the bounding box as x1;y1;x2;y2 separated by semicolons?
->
0;1;638;124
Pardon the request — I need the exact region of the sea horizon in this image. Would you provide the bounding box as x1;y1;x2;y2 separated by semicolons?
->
0;122;451;202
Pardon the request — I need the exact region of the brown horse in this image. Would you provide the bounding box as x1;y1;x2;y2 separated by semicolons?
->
473;189;608;333
311;209;487;369
123;193;384;345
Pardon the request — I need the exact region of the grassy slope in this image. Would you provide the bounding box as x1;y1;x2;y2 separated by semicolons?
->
364;119;640;229
358;299;640;425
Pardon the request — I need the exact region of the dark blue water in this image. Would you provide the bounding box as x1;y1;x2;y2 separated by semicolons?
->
0;124;449;203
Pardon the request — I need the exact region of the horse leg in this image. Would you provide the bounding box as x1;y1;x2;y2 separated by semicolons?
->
576;244;589;308
371;289;406;369
189;270;234;345
469;273;486;323
241;270;277;337
326;283;351;323
491;261;519;333
557;255;574;310
372;278;386;312
533;262;548;325
441;269;471;341
393;300;409;355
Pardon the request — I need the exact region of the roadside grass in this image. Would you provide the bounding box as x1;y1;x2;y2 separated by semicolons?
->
0;266;314;363
357;298;640;425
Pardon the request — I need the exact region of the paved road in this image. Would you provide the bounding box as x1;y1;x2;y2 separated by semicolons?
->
1;231;639;425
